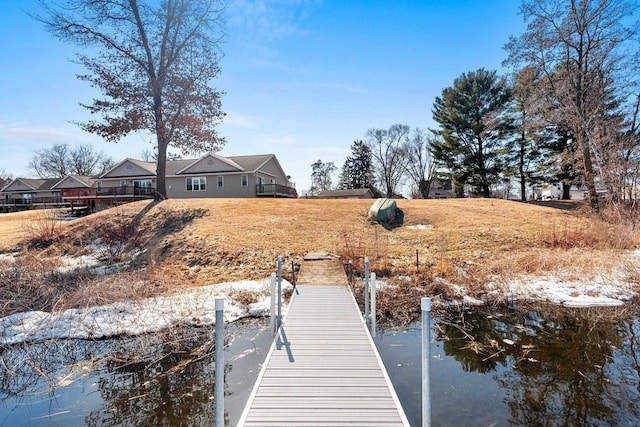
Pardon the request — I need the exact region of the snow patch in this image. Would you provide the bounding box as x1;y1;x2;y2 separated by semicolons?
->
406;224;433;230
1;279;293;345
504;276;636;308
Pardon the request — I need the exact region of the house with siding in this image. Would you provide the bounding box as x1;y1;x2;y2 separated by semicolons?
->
0;178;65;212
53;153;297;211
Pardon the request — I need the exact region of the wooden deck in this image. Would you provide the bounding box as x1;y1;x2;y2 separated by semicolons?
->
238;282;409;426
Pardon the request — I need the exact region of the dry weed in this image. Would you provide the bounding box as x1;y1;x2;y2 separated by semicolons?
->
21;210;64;249
337;223;392;275
539;219;637;250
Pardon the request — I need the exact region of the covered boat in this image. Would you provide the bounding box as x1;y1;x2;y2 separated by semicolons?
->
368;198;396;223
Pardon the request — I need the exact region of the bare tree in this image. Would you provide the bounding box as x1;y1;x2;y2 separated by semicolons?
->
505;0;640;209
29;144;70;178
403;128;436;199
366;124;410;198
139;146;183;162
0;169;13;190
29;143;114;178
309;160;337;195
70;144;115;176
38;0;226;199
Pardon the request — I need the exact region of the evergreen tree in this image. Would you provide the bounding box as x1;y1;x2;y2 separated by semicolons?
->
339;140;374;190
432;68;512;197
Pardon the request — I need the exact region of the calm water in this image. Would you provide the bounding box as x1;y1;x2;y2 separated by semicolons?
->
376;307;640;426
1;309;639;426
0;319;272;426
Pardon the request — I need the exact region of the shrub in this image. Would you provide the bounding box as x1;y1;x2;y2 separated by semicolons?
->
21;210;63;249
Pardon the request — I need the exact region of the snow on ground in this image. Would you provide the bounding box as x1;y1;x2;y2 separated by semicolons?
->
406;224;433;230
500;276;636;307
0;279;293;346
1;244;638;345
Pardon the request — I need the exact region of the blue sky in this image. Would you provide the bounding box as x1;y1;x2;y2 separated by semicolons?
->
0;0;525;192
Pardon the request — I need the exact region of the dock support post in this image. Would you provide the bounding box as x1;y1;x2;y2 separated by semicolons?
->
270;272;276;335
364;256;370;325
422;297;432;427
291;260;296;288
277;256;282;330
370;272;376;337
215;298;225;427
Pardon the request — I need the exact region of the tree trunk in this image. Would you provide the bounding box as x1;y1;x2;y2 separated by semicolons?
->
578;131;599;210
156;137;168;200
519;128;526;201
562;182;571;200
153;90;168;200
419;179;431;199
482;184;490;198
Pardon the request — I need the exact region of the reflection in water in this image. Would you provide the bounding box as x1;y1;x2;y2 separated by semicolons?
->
377;307;640;427
2;309;638;426
0;318;271;426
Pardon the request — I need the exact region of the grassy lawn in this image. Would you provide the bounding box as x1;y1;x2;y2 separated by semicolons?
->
0;198;637;317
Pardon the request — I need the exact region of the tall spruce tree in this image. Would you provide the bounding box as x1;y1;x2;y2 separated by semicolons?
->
339;140;374;190
432;68;512;198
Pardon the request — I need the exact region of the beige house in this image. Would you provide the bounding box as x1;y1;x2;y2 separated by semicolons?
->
53;153;296;210
1;178;65;212
1;153;297;213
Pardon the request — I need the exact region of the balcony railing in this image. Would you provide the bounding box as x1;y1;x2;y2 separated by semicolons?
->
256;183;298;198
61;187;156;198
2;197;64;205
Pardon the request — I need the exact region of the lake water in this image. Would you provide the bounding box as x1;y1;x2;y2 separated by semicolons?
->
1;308;638;426
376;306;640;426
0;319;272;426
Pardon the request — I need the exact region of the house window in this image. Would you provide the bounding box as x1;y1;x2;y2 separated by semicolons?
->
120;180;127;187
217;176;224;188
134;180;152;188
97;181;102;190
186;177;206;191
241;175;248;187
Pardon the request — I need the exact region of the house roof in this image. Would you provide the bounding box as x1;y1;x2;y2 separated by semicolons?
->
166;159;198;175
51;175;93;189
226;154;273;172
38;178;62;191
151;154;284;176
173;153;245;175
99;158;157;178
91;153;289;181
318;188;373;198
1;177;60;193
19;178;45;190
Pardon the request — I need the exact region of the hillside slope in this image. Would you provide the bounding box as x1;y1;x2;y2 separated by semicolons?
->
1;198;637;316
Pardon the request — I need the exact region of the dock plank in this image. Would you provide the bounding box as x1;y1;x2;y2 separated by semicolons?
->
238;284;409;426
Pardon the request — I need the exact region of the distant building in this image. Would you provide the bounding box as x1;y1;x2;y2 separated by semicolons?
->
0;178;64;212
317;188;374;199
537;181;607;201
427;179;455;199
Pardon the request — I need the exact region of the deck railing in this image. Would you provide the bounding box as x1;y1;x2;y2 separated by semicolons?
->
2;197;64;205
61;187;156;198
256;183;298;198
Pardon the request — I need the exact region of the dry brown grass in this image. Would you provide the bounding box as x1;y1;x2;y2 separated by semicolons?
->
0;209;72;250
1;198;639;317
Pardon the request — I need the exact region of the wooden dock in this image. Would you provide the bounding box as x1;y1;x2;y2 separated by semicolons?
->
238;256;409;426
